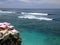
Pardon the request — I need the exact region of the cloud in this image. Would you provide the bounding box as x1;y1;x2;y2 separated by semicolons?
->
0;2;3;5
8;0;15;2
19;0;60;5
0;0;60;8
1;0;60;5
19;0;29;2
19;0;41;3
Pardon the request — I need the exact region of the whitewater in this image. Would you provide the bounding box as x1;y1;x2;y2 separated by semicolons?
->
0;10;15;13
18;12;53;21
21;12;48;16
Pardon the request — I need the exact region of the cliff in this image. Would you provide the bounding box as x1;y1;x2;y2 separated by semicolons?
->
0;22;22;45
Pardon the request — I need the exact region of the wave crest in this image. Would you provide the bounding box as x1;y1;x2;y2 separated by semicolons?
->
21;12;48;16
0;10;15;13
18;15;52;21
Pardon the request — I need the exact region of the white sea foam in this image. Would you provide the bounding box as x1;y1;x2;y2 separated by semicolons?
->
0;10;15;14
18;15;52;21
18;15;36;19
38;17;52;21
21;12;48;16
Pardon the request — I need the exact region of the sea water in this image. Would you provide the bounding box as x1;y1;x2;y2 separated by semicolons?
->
0;9;60;45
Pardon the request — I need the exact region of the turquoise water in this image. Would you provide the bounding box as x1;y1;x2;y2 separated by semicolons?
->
20;28;60;45
0;9;60;45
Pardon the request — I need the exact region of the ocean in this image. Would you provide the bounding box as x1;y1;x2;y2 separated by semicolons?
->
0;9;60;45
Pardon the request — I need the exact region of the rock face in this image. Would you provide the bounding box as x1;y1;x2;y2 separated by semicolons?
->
0;22;22;45
0;33;22;45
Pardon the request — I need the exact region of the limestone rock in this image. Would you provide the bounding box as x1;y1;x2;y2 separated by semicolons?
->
0;22;22;45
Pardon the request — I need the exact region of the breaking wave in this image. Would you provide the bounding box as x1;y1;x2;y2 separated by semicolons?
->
21;12;48;16
18;15;53;21
0;10;15;14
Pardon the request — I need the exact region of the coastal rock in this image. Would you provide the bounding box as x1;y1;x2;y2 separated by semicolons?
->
0;22;22;45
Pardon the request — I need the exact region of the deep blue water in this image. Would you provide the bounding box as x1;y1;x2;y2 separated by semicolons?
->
0;9;60;45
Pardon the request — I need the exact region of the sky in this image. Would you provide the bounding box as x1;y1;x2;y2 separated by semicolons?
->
0;0;60;9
